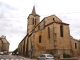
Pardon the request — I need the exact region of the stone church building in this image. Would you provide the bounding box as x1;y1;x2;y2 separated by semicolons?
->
0;35;10;54
18;6;80;57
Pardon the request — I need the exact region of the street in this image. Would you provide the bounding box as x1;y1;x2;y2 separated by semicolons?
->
0;55;30;60
0;55;37;60
1;55;80;60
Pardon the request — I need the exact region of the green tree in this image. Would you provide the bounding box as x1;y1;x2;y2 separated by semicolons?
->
63;53;70;58
12;48;18;54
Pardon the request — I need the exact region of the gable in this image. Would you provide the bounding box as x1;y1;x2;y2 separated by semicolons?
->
44;15;69;25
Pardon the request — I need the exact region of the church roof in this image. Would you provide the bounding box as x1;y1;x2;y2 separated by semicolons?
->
31;5;36;15
27;5;40;19
31;5;39;16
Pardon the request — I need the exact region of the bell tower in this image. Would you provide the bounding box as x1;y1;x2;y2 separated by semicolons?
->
27;5;40;34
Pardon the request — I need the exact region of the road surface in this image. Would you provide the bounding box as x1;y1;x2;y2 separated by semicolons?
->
0;55;26;60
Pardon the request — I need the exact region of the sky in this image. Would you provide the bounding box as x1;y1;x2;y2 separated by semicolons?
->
0;0;80;51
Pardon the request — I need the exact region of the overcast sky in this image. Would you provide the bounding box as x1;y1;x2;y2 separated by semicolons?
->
0;0;80;51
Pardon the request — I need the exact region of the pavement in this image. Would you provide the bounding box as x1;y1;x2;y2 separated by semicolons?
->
0;55;37;60
18;55;37;60
0;55;1;58
73;56;80;60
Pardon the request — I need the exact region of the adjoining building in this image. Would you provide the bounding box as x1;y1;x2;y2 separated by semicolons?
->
18;6;80;58
0;35;10;54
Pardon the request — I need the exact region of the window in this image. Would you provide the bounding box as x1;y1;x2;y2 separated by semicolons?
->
32;18;34;24
75;43;77;49
40;55;45;57
53;18;54;20
47;54;53;57
60;25;63;37
35;19;36;25
53;18;55;22
39;36;42;43
48;27;50;38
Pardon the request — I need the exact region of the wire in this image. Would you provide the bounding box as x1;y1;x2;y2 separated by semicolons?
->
0;12;80;19
40;12;80;16
57;12;80;15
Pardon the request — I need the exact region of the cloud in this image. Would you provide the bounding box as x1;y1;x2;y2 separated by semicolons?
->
0;2;17;10
0;18;27;51
0;2;27;51
0;0;80;51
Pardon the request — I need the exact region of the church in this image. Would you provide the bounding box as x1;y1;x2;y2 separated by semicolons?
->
18;6;80;58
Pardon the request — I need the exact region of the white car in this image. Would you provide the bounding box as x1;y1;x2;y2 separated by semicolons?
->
38;54;54;60
0;52;4;55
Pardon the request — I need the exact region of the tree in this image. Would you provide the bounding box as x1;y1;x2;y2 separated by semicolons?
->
12;48;18;54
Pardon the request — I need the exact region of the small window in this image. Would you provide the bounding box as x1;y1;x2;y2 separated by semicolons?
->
35;19;36;25
53;18;54;20
60;25;63;37
32;18;34;24
75;43;77;49
39;36;42;43
48;27;50;38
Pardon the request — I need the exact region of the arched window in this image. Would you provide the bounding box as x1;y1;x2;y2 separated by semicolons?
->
39;35;42;43
32;18;34;24
53;18;54;20
35;19;36;25
48;27;50;38
75;43;77;49
60;25;63;37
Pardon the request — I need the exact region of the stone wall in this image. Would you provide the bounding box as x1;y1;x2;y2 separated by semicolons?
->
71;38;80;57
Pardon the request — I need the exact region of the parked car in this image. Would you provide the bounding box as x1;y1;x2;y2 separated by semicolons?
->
0;52;4;55
37;54;54;60
12;53;15;55
16;52;18;55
